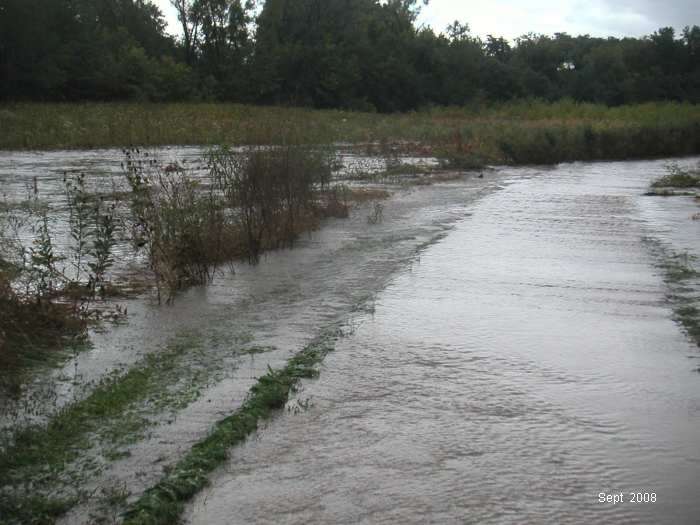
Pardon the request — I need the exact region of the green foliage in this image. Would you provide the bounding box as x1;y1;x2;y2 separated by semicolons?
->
1;0;699;109
88;203;118;296
123;149;224;300
209;144;334;262
0;0;188;102
65;173;92;282
29;215;61;300
122;335;337;525
651;164;700;188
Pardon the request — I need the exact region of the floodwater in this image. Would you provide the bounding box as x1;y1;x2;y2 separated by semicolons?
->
183;159;700;525
0;146;435;428
1;150;699;524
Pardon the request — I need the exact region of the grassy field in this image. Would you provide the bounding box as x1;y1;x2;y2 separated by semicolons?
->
1;100;700;164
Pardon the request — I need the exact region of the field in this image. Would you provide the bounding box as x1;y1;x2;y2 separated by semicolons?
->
1;100;700;165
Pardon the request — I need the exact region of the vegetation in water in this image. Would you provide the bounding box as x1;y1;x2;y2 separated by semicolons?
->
122;333;338;525
0;205;87;393
645;241;700;352
0;171;128;391
0;327;236;524
122;143;346;301
0;141;356;385
2;101;700;167
651;164;700;189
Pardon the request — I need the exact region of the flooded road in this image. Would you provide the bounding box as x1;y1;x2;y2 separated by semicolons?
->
184;159;700;525
1;149;699;524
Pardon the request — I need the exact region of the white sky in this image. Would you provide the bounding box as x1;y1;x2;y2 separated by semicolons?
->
154;0;699;40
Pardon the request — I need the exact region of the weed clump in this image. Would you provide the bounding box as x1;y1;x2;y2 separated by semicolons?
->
121;144;346;300
0;269;85;393
0;198;89;391
651;164;700;189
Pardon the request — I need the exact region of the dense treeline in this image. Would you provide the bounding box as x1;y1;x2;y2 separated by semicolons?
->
1;0;699;110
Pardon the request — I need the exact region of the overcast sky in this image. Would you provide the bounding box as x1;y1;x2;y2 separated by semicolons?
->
154;0;699;40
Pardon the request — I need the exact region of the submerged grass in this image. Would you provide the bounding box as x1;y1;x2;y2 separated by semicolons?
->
651;164;700;189
0;330;210;523
0;288;88;395
676;306;700;346
122;333;338;525
652;247;700;350
0;494;76;525
2;101;699;165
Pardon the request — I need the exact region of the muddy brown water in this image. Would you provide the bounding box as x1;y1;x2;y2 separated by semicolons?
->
0;147;432;429
1;151;699;524
183;159;700;525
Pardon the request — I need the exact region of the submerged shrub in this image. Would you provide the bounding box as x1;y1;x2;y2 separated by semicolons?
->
0;260;86;393
209;145;334;262
0;204;89;391
123;149;225;301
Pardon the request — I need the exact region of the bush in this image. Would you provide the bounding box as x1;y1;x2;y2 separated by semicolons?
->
209;145;334;262
123;150;225;301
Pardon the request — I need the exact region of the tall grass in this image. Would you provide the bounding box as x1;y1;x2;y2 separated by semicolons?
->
1;101;699;165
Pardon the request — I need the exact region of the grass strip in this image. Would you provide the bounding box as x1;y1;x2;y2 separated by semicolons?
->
656;250;700;349
0;331;203;523
675;306;700;347
122;334;338;525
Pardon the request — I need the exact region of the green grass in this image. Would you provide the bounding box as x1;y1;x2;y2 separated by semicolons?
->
655;251;700;349
0;494;76;525
663;253;700;283
675;306;700;346
651;165;700;189
122;333;338;525
0;324;277;523
0;330;209;523
1;101;699;165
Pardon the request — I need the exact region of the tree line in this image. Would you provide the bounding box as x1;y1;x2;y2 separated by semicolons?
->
1;0;699;110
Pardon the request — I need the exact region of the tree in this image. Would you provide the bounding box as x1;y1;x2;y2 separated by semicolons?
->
170;0;201;65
